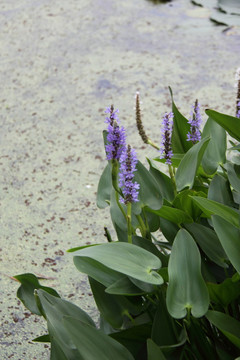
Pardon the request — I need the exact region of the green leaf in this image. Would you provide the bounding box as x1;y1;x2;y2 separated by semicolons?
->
133;161;162;212
14;273;60;315
154;153;183;168
147;159;175;202
89;277;136;328
169;86;192;154
72;242;163;285
208;173;235;207
207;276;240;307
36;289;96;359
206;311;240;349
185;223;227;268
205;109;240;142
175;137;211;191
110;324;151;359
147;339;167;360
63;316;135;360
173;190;204;221
212;215;240;274
225;163;240;194
201;117;226;174
32;334;50;342
192;196;240;227
97;162;112;208
166;229;209;318
105;277;145;296
73;256;124;287
146;205;192;225
151;296;181;347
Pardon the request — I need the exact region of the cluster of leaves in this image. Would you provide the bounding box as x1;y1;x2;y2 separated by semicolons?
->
192;0;240;27
15;89;240;359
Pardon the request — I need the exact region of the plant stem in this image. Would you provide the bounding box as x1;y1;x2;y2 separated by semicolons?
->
115;190;127;220
168;164;177;196
127;202;132;243
136;214;147;238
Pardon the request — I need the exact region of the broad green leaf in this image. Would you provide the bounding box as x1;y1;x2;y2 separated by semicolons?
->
185;223;227;268
207;276;240;307
205;109;240;141
225;163;240;193
97;162;112;208
169;87;192;154
212;215;240;274
133;161;162;212
208;173;235;207
206;311;240;349
147;339;167;360
72;242;163;285
36;289;95;359
146;205;192;225
14;273;60;316
151;296;180;347
166;229;209;318
173;190;204;221
132;235;168;267
110;324;151;359
191;196;240;227
175;137;210;191
89;277;139;328
63;316;135;360
159;218;179;244
73;256;124;287
105;277;145;296
201;117;226;174
147;159;175;202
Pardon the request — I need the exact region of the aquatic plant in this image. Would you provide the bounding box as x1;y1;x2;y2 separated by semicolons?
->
15;83;240;359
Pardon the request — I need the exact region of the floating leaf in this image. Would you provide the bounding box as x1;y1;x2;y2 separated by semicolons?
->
166;229;209;318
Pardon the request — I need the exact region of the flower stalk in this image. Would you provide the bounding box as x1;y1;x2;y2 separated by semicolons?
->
136;92;159;150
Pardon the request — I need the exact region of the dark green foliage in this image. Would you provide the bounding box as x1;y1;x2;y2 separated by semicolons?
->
15;91;240;359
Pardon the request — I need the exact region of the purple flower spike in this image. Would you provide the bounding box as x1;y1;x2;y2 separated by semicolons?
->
105;105;126;160
187;99;201;143
160;112;174;165
119;145;140;204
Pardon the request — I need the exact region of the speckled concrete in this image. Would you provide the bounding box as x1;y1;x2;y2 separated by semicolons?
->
0;0;239;358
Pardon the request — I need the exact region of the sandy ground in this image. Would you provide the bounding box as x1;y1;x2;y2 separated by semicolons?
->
0;0;239;358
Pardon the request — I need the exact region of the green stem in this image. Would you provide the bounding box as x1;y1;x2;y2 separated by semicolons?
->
136;214;147;238
127;202;132;243
115;190;127;220
147;138;160;150
168;164;177;196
